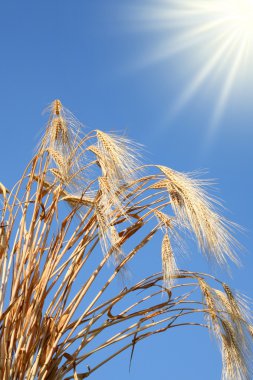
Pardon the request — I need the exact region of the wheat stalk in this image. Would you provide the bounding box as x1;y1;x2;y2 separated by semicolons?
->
0;100;252;380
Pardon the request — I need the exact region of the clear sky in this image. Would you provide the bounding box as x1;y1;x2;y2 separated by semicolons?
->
0;1;252;379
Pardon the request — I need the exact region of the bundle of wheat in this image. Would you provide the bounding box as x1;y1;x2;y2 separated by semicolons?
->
0;100;252;380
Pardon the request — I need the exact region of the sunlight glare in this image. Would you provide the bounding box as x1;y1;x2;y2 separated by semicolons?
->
132;0;253;127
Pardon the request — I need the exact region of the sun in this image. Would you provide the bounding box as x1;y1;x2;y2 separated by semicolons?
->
131;0;253;127
224;0;253;37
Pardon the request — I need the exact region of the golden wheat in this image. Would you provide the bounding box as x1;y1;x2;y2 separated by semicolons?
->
0;100;251;379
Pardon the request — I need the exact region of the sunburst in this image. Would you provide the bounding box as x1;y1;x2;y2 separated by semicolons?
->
131;0;253;127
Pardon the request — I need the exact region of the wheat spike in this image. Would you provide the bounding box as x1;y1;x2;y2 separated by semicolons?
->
52;99;62;116
161;233;178;288
157;165;239;266
51;117;69;146
154;210;173;229
221;320;250;380
96;130;140;185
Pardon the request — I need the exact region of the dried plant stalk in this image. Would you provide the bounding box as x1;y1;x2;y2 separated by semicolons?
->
0;100;252;380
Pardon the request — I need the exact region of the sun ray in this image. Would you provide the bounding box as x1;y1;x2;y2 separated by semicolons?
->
130;0;253;129
171;29;239;115
211;36;249;129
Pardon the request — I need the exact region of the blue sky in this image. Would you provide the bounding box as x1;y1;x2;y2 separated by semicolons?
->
0;1;252;379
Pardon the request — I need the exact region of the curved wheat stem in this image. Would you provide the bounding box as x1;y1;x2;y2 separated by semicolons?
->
0;100;251;380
